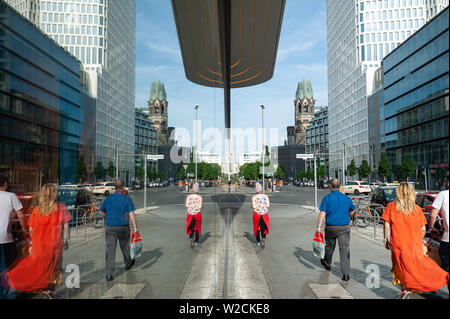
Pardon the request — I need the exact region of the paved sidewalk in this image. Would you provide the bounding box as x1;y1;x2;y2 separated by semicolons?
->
10;202;448;300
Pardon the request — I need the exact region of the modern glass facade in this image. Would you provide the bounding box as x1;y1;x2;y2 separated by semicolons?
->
135;108;157;174
6;0;137;185
367;66;384;181
327;0;432;182
383;7;448;189
0;0;92;191
305;107;329;172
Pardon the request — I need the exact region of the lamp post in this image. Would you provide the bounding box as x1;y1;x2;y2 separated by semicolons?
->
195;104;199;183
261;104;265;194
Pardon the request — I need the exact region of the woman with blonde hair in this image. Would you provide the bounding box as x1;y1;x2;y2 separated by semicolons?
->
185;183;202;247
382;182;448;299
1;184;71;298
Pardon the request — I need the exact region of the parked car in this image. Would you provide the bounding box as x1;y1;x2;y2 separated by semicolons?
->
58;186;92;209
370;186;398;208
92;182;115;196
343;181;372;195
92;182;128;196
79;183;95;192
369;181;382;191
415;192;442;230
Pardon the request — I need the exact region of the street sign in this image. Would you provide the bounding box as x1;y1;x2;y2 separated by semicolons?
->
147;155;164;160
187;173;194;177
296;154;314;159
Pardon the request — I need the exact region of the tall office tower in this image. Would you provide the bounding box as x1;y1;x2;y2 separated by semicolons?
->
4;0;40;24
425;0;449;20
326;0;427;180
37;0;136;183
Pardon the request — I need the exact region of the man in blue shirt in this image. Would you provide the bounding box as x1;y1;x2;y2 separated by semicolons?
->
316;178;355;281
100;180;138;281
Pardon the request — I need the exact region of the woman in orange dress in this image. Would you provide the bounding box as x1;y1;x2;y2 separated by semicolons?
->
1;184;71;298
382;182;448;299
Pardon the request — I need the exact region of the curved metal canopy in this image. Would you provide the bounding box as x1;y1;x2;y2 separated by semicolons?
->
171;0;286;89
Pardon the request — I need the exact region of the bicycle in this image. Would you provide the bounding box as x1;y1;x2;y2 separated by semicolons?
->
77;199;105;228
351;197;381;228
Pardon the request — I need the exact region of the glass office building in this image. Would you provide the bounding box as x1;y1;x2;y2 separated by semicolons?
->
327;0;433;181
305;107;329;172
383;7;448;189
0;0;92;191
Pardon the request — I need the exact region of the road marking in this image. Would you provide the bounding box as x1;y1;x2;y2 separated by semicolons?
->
308;283;353;299
101;283;146;299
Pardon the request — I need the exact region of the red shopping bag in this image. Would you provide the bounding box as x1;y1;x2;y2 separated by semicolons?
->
130;231;143;259
313;231;325;259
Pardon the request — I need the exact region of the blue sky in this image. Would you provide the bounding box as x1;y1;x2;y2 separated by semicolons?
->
135;0;327;155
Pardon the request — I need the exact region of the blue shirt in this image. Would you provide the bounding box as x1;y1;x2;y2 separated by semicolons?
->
100;191;136;226
319;190;356;226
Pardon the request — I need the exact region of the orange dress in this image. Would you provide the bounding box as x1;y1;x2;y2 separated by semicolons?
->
2;203;72;292
381;202;448;292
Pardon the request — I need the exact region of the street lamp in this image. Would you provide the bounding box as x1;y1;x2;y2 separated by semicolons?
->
195;104;199;183
260;104;265;194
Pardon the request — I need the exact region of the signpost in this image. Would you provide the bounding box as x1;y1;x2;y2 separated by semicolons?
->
144;154;164;213
297;154;317;213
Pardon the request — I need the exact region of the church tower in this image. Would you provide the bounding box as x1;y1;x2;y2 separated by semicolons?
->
148;80;173;146
293;79;315;145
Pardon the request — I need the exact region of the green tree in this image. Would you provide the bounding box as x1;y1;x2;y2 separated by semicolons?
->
357;160;371;180
107;161;115;179
399;153;416;181
157;170;167;180
176;165;186;179
94;161;105;181
136;167;145;179
76;155;87;183
347;159;357;178
275;164;286;179
318;165;327;179
378;153;392;182
306;168;314;180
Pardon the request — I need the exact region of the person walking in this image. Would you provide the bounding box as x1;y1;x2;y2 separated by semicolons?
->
0;177;27;272
185;183;202;247
429;176;449;274
99;180;138;281
382;182;449;299
1;184;71;299
0;177;27;298
252;183;270;248
316;178;355;281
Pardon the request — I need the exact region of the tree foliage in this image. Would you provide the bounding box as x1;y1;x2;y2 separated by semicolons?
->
107;161;115;179
76;155;87;183
357;160;371;179
94;161;105;181
347;159;357;178
399;153;416;181
378;153;392;182
274;164;286;179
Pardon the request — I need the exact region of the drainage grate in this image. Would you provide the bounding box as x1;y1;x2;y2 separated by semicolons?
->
308;283;353;299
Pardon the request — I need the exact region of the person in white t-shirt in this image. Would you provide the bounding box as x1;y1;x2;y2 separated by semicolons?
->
430;176;449;273
0;177;28;299
0;178;27;273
